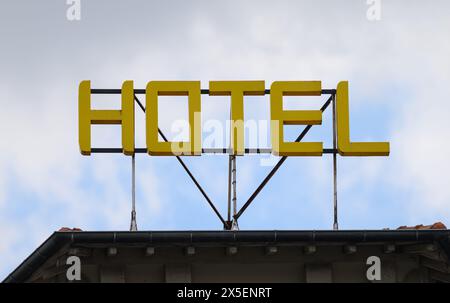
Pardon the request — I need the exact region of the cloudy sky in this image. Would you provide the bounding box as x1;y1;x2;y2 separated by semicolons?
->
1;0;450;279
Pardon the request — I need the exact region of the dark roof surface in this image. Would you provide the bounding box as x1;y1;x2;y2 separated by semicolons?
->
4;229;450;283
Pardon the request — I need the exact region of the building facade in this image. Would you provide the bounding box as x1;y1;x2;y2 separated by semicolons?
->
4;229;450;283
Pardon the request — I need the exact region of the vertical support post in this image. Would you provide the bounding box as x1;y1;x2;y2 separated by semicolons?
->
227;155;232;228
130;154;138;231
231;155;239;230
332;93;339;230
226;102;239;230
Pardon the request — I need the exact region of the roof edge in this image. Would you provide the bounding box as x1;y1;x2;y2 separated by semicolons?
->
3;230;450;283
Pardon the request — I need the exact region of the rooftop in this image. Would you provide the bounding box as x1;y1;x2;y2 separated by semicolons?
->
4;229;450;283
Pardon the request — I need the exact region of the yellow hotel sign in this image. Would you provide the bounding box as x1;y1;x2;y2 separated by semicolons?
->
79;80;389;157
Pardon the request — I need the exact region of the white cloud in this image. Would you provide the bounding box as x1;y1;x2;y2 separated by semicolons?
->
1;0;450;279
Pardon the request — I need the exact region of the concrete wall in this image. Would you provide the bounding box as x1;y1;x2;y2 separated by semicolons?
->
29;242;445;283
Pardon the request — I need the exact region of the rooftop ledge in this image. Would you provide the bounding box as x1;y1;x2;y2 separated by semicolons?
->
4;229;450;283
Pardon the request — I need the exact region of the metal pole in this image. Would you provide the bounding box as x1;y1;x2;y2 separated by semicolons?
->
229;102;239;230
332;93;339;230
130;154;138;231
91;147;339;154
227;155;232;225
232;156;237;217
226;106;233;230
91;88;336;95
231;155;239;230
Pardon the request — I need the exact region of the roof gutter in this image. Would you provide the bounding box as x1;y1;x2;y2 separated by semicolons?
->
4;230;450;283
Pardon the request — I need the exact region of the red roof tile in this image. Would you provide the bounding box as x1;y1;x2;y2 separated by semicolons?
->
397;222;447;230
58;227;83;232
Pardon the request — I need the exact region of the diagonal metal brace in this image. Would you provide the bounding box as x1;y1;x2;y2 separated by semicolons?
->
134;95;228;228
233;95;333;220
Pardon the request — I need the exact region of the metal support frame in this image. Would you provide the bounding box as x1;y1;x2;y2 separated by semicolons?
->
233;95;333;221
91;147;338;154
332;94;339;230
134;95;228;228
130;154;137;231
230;155;238;230
226;104;239;230
227;156;232;226
90;88;338;231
